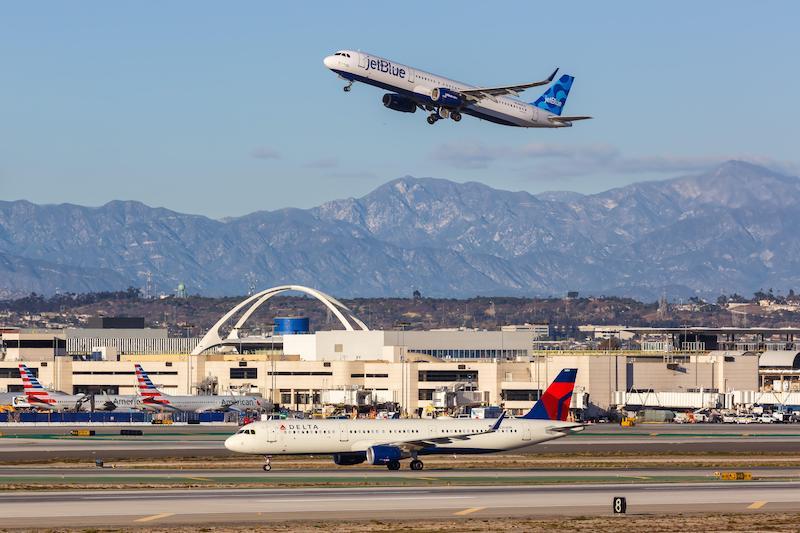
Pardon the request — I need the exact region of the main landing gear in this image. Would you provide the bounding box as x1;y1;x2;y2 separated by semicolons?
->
385;457;424;470
262;455;272;472
426;109;462;125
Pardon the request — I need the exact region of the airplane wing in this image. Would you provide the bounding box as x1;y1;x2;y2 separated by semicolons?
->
548;115;593;123
388;412;506;451
459;69;559;101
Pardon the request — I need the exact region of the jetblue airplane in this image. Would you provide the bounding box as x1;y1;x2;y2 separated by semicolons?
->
323;50;591;127
225;368;582;471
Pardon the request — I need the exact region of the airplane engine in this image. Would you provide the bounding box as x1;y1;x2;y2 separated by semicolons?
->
366;445;408;465
430;88;463;108
332;452;367;466
382;93;417;113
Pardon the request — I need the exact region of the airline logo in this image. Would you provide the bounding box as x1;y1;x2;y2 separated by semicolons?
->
544;96;563;107
19;364;56;405
134;364;171;406
523;368;577;421
363;57;406;79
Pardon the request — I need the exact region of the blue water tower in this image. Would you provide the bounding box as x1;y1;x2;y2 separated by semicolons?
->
273;317;310;335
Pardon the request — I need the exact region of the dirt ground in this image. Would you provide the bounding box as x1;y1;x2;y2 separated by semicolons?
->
6;513;800;532
24;451;800;470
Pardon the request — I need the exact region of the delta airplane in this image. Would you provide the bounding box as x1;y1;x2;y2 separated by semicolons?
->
19;364;89;412
135;364;266;413
225;368;582;471
323;50;591;127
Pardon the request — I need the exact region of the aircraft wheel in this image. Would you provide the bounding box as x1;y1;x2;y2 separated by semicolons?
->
451;112;462;122
262;464;272;472
387;460;401;471
426;115;437;125
343;86;351;92
410;459;424;471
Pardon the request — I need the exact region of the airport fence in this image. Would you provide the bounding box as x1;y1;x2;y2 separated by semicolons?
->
0;411;231;423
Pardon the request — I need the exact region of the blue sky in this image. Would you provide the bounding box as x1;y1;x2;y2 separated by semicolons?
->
2;2;798;218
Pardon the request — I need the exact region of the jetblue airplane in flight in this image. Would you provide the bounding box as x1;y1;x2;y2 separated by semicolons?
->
323;50;591;127
225;368;582;471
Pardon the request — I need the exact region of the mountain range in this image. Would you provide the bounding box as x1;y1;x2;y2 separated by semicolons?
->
2;160;799;300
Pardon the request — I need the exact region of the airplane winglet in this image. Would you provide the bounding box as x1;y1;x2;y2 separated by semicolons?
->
490;411;506;432
546;68;559;83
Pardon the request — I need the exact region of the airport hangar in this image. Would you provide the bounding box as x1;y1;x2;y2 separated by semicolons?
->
2;285;800;416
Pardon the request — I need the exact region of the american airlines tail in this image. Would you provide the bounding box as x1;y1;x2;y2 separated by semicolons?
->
521;368;577;421
19;364;55;406
532;74;574;116
135;364;171;408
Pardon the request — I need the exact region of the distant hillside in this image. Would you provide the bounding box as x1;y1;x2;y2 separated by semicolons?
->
2;161;799;299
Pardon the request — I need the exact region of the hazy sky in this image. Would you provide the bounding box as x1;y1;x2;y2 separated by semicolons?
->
2;2;798;218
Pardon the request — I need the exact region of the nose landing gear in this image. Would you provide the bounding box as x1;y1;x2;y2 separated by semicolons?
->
343;80;353;92
262;455;272;472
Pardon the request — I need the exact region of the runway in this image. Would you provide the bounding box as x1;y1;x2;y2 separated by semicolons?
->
2;423;800;461
2;482;799;528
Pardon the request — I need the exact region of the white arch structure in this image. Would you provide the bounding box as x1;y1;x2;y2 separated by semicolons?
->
191;285;369;355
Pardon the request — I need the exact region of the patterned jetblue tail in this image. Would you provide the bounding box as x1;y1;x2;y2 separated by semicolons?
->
19;363;55;406
522;368;577;421
532;74;574;116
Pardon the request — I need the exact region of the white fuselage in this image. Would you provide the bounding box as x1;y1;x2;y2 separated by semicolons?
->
323;50;567;128
138;394;265;413
225;417;582;456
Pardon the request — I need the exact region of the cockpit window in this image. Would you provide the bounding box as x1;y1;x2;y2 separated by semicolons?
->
334;51;351;58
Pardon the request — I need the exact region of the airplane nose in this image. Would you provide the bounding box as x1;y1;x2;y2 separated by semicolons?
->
323;55;336;69
224;435;238;452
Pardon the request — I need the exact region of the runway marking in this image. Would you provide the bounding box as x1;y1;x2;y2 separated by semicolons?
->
418;477;439;481
185;476;212;481
747;501;767;509
259;496;473;503
134;513;174;523
454;507;486;516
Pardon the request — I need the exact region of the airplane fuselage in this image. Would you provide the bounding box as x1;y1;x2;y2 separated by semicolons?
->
225;417;582;456
323;50;570;128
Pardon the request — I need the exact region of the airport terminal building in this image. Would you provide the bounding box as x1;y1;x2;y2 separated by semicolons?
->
1;287;799;416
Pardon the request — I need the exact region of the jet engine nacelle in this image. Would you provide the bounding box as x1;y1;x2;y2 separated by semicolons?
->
382;93;417;113
430;88;463;108
366;445;408;465
332;452;367;466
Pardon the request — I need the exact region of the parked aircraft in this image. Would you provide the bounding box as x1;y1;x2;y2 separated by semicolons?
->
18;364;89;412
0;392;29;410
225;368;582;471
323;50;591;127
135;364;266;413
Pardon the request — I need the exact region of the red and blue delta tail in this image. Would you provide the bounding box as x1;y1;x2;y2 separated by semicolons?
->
522;368;577;421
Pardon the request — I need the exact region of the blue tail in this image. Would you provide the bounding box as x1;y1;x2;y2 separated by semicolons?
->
532;74;574;116
522;368;578;421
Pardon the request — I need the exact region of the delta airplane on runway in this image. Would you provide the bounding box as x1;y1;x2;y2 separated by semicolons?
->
19;364;89;412
323;50;591;127
225;368;582;471
135;364;266;413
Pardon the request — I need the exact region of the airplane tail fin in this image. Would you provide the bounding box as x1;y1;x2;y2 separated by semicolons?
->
134;364;163;398
532;74;574;116
19;364;52;402
521;368;577;421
